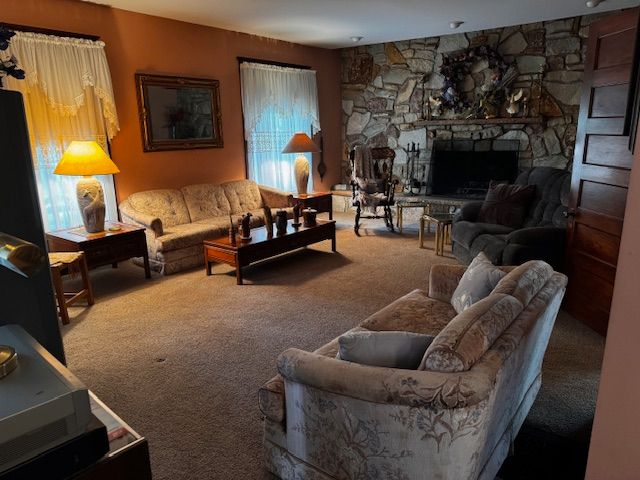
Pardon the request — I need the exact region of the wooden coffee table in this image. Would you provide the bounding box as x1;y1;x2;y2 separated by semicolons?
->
203;220;336;285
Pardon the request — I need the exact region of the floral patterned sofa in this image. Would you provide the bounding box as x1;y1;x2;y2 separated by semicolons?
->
119;180;293;275
259;260;567;480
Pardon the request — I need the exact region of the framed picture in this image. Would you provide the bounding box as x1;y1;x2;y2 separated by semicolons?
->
135;73;223;152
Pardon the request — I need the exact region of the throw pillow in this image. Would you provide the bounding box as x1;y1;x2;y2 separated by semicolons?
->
337;330;434;369
477;182;536;228
451;251;506;314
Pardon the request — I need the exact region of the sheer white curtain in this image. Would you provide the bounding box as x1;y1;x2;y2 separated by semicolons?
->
3;31;119;232
240;62;320;191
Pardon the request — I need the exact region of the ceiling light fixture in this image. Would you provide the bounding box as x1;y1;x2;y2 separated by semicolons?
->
350;36;363;43
449;21;464;29
586;0;601;7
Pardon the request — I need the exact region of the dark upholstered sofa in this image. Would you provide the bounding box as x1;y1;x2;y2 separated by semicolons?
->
451;167;571;270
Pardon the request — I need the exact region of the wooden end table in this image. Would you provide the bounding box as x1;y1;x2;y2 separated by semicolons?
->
419;212;454;255
292;192;333;220
204;219;336;284
46;222;151;279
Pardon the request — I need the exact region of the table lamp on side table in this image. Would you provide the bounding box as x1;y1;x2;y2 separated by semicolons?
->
54;141;120;233
282;132;320;195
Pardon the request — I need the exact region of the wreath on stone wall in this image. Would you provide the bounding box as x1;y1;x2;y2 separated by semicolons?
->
438;45;515;116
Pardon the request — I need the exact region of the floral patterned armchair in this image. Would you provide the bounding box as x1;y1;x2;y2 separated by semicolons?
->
259;261;567;479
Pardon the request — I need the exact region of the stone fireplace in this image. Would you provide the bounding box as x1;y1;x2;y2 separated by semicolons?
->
339;15;603;189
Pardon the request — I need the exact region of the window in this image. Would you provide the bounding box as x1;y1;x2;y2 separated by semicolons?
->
240;62;320;191
4;31;119;231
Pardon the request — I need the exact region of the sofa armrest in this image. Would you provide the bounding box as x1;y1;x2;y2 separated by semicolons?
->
506;226;566;246
428;264;467;303
259;374;285;423
453;201;483;223
277;348;491;409
259;185;294;209
119;199;163;237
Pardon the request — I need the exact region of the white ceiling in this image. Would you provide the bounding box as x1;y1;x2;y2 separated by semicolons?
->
88;0;639;48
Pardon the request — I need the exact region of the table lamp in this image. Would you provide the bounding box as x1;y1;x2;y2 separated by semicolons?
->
282;132;320;195
54;141;120;233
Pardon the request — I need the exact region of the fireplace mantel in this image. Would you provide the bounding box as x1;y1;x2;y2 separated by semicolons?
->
414;117;544;126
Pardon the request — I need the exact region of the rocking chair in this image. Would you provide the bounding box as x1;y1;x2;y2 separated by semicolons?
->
350;145;398;236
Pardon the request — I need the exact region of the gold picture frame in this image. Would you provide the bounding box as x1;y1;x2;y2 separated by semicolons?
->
135;73;223;152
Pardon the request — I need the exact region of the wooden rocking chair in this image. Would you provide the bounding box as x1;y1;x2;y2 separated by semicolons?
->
350;146;398;236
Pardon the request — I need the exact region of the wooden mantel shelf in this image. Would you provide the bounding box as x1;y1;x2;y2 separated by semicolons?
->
414;117;544;126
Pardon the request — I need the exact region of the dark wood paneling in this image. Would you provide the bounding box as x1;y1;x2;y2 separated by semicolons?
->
580;163;631;186
580;181;628;218
585;135;634;168
575;208;624;237
596;27;637;69
572;223;621;266
591;84;630;117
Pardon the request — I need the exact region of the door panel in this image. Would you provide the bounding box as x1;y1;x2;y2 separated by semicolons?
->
585;136;634;168
565;8;639;336
591;84;629;117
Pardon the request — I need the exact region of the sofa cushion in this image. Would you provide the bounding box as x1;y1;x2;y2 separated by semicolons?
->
181;183;231;221
337;330;434;369
478;183;536;228
155;222;225;252
451;252;506;314
469;233;509;265
419;293;524;372
452;221;514;249
222;180;264;214
360;289;457;335
126;189;191;228
492;260;554;307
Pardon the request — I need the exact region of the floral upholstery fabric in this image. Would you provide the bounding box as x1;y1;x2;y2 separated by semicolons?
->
262;260;568;480
181;183;231;221
155;223;224;252
125;189;191;228
492;259;554;306
360;289;457;335
222;179;263;213
420;293;524;372
260;185;294;209
428;264;467;303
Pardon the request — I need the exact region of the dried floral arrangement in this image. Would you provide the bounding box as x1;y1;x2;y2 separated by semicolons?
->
437;45;517;118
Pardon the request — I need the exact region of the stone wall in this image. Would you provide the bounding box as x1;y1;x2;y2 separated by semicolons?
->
340;15;605;186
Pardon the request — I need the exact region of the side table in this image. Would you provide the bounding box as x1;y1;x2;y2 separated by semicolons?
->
46;222;151;279
419;212;455;256
292;192;333;220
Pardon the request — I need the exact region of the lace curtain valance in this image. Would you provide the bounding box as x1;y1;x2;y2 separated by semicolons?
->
5;31;119;139
240;62;320;139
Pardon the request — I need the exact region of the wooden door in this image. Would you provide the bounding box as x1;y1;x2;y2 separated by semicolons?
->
565;8;640;336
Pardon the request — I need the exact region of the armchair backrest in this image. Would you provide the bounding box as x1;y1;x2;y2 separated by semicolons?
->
514;167;571;228
350;145;396;199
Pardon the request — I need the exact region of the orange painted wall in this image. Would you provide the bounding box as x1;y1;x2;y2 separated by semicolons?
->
2;0;342;202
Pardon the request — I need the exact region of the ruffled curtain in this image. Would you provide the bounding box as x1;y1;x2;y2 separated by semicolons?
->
3;31;120;231
240;62;320;191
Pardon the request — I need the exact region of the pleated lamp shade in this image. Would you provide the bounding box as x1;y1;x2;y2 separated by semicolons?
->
54;141;120;176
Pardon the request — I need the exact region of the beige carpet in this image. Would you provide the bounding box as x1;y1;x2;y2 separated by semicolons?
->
59;213;603;479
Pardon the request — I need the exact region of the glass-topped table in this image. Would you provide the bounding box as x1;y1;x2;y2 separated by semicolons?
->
395;196;465;233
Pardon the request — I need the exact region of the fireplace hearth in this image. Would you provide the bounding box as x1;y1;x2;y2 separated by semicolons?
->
428;140;519;199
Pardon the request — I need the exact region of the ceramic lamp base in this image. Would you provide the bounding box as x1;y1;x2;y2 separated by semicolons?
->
294;155;310;195
76;176;106;233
